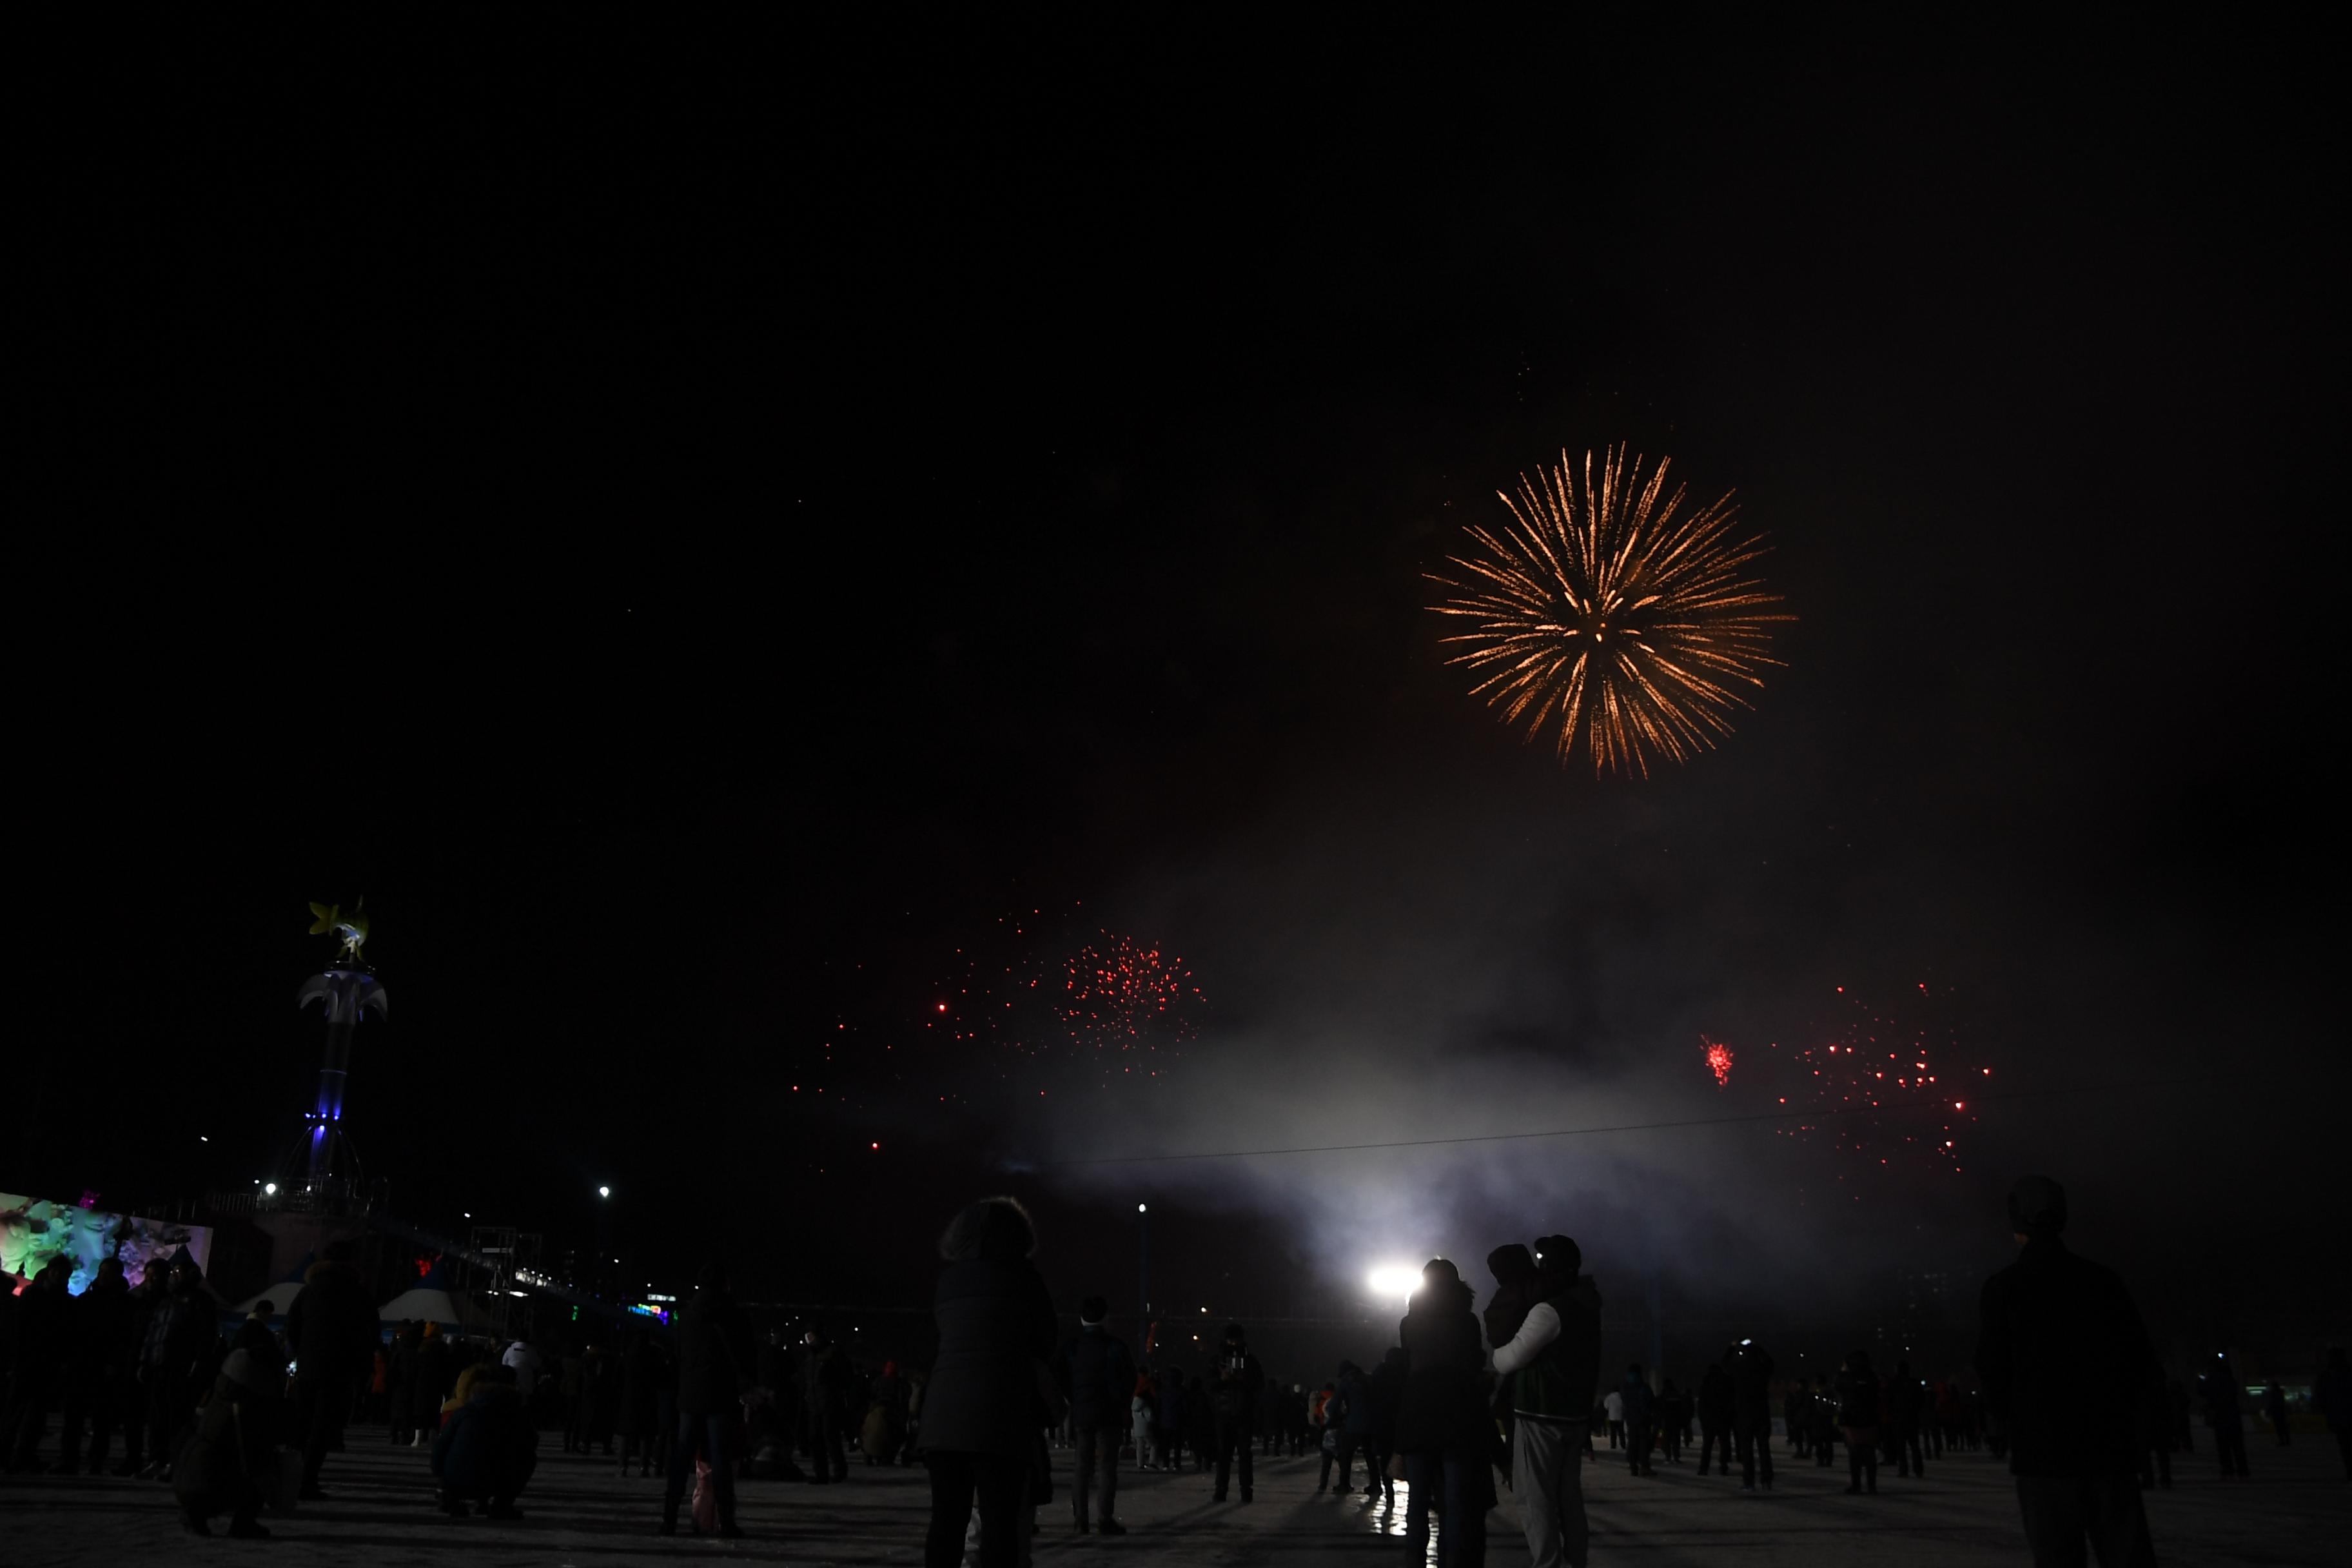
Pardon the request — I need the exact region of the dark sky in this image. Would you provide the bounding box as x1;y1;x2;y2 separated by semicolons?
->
26;14;2343;1343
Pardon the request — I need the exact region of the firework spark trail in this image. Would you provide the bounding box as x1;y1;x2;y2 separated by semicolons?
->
1764;983;1986;1175
1426;445;1792;775
929;908;1201;1085
1703;1036;1735;1087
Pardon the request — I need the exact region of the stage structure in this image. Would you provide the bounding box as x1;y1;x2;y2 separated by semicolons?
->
294;899;387;1190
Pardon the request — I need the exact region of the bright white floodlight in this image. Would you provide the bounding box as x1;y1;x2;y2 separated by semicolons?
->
1366;1264;1420;1301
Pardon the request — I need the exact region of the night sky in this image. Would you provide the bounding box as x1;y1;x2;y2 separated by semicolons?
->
27;15;2342;1346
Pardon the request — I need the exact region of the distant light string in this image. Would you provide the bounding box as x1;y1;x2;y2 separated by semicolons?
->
1027;1072;2242;1168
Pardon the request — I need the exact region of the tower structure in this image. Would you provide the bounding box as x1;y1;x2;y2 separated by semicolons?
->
294;900;387;1189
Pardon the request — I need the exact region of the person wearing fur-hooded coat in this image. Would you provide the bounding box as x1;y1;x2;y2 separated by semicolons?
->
919;1197;1057;1568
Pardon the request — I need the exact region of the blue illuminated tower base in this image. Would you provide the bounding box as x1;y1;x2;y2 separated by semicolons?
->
296;965;387;1186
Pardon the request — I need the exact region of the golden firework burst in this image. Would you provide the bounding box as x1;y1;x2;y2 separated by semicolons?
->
1427;445;1791;776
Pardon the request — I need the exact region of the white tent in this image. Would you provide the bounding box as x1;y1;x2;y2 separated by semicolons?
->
377;1286;492;1332
232;1279;305;1318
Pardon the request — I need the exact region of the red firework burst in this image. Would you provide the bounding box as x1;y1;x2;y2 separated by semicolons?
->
1765;982;1986;1175
927;906;1201;1084
1703;1037;1735;1087
1061;934;1201;1057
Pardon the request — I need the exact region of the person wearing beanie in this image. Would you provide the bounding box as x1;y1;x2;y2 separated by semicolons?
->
1061;1295;1134;1534
1491;1236;1602;1568
1976;1175;2161;1566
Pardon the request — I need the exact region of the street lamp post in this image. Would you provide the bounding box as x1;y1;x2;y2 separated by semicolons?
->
594;1185;612;1299
1137;1203;1150;1328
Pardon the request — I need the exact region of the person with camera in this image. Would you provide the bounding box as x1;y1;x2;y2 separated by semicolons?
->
1208;1323;1264;1502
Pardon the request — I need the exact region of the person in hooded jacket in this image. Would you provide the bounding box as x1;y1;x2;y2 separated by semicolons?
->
1491;1237;1600;1568
285;1240;377;1500
2315;1346;2351;1481
1696;1362;1733;1476
433;1362;536;1518
1727;1338;1776;1491
1322;1359;1371;1495
1362;1346;1406;1506
919;1197;1057;1568
141;1250;224;1480
0;1259;72;1473
1887;1359;1927;1478
1157;1370;1188;1471
1396;1257;1492;1568
413;1322;450;1446
389;1320;425;1447
2201;1355;2249;1478
1654;1379;1688;1465
1837;1351;1881;1494
618;1328;665;1476
1208;1323;1264;1502
1810;1374;1838;1467
172;1348;278;1538
2133;1355;2174;1491
802;1328;854;1482
108;1259;168;1475
61;1257;136;1475
1620;1365;1654;1476
659;1262;756;1538
1977;1175;2160;1567
1062;1295;1133;1534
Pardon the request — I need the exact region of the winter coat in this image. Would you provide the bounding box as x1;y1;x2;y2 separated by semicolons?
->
172;1367;275;1520
1620;1377;1653;1426
919;1207;1057;1459
1209;1346;1264;1423
389;1336;423;1422
1976;1235;2159;1478
73;1275;135;1373
1836;1367;1881;1434
122;1280;165;1366
286;1260;377;1382
1727;1343;1776;1424
433;1380;538;1499
1157;1378;1186;1431
674;1288;757;1416
415;1337;450;1415
1335;1366;1373;1436
1064;1326;1137;1431
801;1344;854;1426
620;1340;663;1432
1493;1273;1603;1422
1698;1366;1734;1426
1366;1350;1407;1441
2315;1360;2352;1431
143;1278;220;1378
1394;1279;1489;1454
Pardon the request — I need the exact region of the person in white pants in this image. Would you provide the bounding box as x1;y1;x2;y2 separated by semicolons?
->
1131;1391;1157;1470
1491;1235;1604;1568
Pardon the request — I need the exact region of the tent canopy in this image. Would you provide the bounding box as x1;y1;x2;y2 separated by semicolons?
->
377;1285;491;1331
231;1279;305;1318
